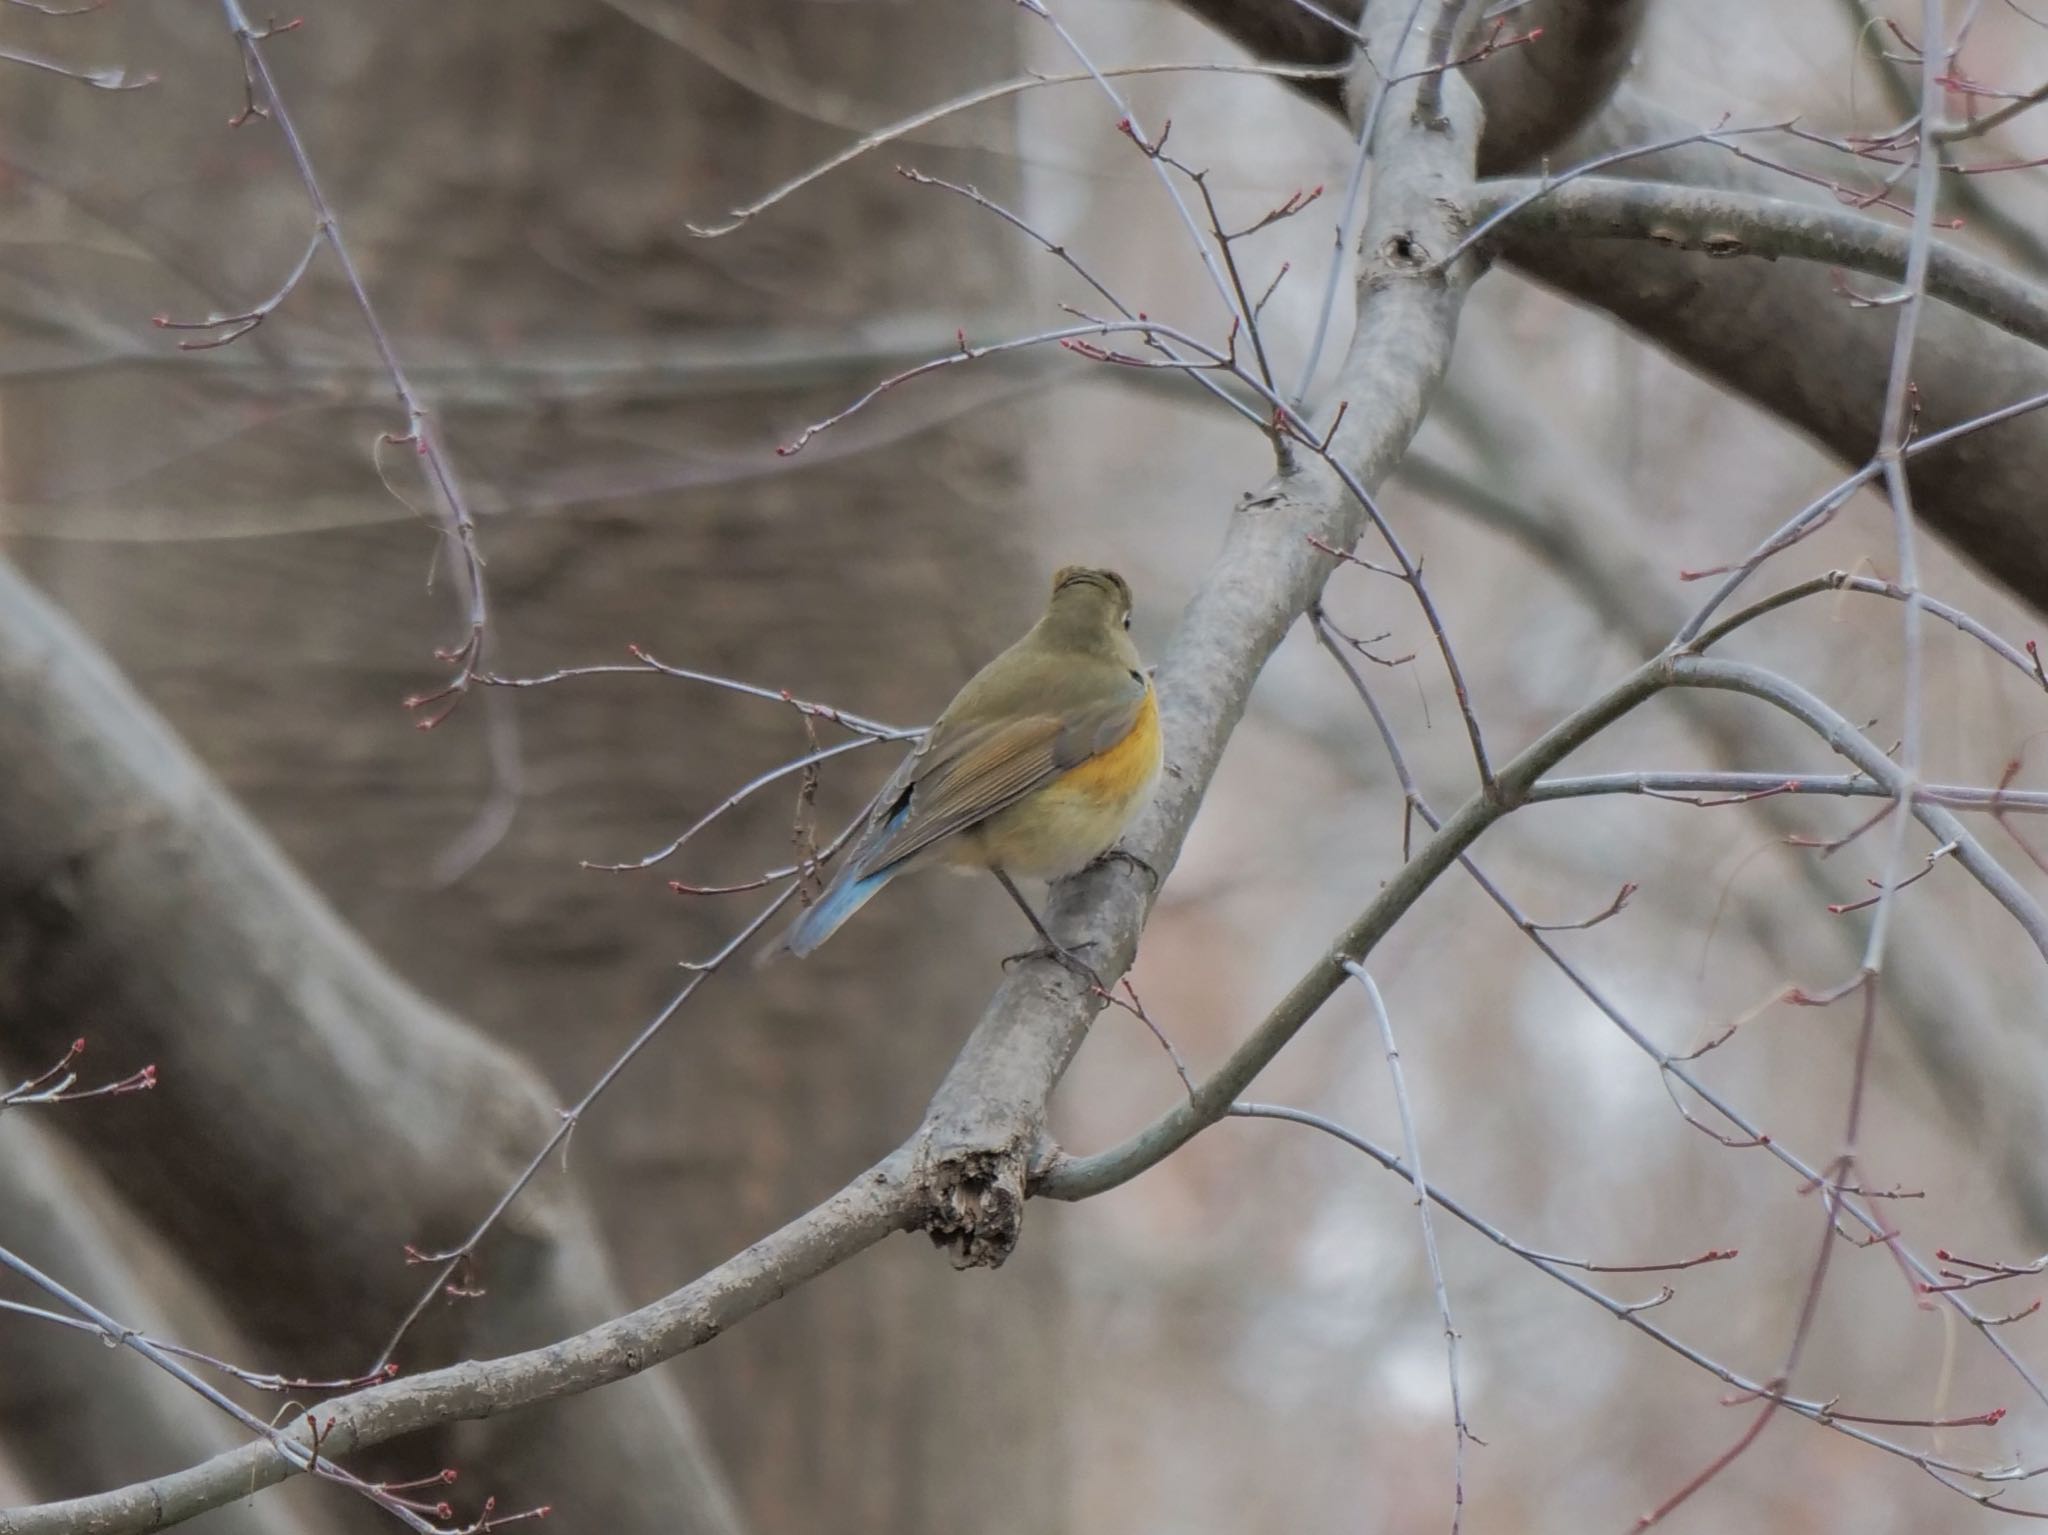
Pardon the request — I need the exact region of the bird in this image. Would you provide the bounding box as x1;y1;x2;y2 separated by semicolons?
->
763;565;1162;973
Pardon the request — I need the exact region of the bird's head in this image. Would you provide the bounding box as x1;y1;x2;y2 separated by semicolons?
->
1045;565;1141;665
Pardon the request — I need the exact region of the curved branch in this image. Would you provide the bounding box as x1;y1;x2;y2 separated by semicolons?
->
1411;356;2048;1241
1037;651;1673;1200
1500;90;2048;615
1468;175;2048;351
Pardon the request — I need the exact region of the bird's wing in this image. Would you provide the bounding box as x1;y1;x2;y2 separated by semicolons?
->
851;681;1146;877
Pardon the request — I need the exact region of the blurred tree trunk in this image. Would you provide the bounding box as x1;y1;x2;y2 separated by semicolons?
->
3;3;1062;1531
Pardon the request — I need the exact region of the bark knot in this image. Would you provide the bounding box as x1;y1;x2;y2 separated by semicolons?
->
915;1144;1025;1270
1380;231;1430;268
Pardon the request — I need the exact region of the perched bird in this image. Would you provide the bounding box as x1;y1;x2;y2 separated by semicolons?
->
765;566;1162;969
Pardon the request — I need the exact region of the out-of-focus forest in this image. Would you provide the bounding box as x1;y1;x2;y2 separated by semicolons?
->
5;2;2048;1532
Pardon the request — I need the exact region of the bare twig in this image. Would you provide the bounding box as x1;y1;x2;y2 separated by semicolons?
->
211;0;518;878
1341;961;1470;1533
1229;1105;2019;1491
1;1038;155;1110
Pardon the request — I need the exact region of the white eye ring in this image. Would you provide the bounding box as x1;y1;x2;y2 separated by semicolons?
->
1121;612;1132;630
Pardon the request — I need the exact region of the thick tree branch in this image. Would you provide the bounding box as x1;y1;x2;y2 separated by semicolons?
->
1463;0;1645;176
1496;91;2048;613
1469;176;2048;351
912;0;1487;1268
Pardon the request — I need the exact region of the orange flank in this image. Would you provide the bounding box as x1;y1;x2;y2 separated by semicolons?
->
1057;683;1162;806
962;681;1162;882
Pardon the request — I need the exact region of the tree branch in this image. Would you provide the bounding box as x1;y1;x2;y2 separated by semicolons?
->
1467;175;2048;350
1035;651;1672;1200
1498;91;2048;615
1671;656;2048;961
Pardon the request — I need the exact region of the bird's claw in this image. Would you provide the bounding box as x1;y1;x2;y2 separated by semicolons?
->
1092;846;1160;892
1002;938;1105;991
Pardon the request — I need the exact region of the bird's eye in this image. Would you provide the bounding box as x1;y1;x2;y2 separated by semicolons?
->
1121;611;1131;630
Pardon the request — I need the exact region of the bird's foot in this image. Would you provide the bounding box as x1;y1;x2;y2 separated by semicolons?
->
1003;937;1106;992
1091;845;1160;892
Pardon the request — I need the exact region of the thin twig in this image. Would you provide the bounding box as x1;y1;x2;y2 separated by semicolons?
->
1341;961;1470;1533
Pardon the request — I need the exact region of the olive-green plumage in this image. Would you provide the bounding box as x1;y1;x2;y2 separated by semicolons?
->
768;566;1162;961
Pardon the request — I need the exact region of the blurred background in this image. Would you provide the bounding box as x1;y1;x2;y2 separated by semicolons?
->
4;2;2048;1532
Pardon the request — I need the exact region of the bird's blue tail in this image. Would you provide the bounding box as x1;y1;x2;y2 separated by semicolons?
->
780;866;895;958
